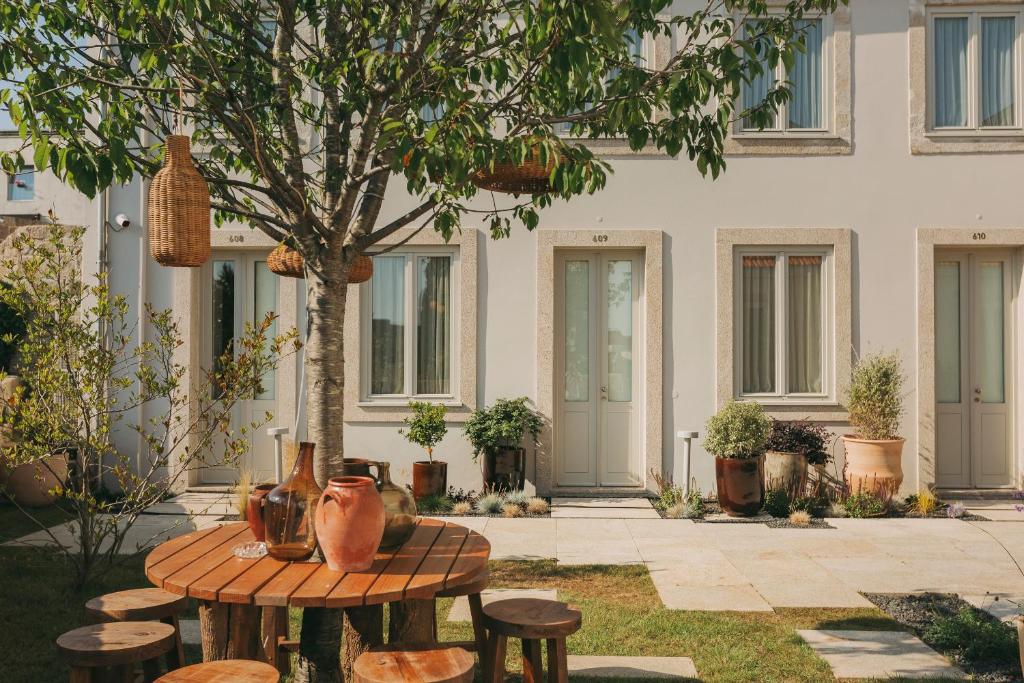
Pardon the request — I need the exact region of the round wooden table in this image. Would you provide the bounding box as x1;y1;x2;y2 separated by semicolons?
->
145;518;489;677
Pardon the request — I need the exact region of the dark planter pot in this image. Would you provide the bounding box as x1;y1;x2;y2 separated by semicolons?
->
715;456;765;517
481;447;526;491
412;461;447;500
339;458;378;480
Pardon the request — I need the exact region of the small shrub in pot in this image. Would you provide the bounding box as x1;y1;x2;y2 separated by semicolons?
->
464;396;541;491
844;351;906;495
703;401;771;516
765;419;832;496
401;401;449;500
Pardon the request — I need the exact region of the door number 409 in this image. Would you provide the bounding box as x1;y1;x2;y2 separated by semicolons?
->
592;234;609;243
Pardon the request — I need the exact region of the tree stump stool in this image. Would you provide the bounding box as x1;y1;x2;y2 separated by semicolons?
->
154;659;280;682
353;645;474;683
85;588;188;669
433;570;489;655
482;598;582;683
56;621;176;683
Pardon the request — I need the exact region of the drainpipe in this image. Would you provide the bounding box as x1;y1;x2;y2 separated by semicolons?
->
135;129;149;480
677;431;699;496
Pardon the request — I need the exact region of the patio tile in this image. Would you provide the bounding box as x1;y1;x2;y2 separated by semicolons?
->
652;582;773;612
428;516;489;533
4;514;223;554
567;655;699;679
146;495;235;516
796;630;964;680
752;579;872;609
484;518;555;560
961;594;1024;622
551;497;655;509
968;509;1024;521
447;588;557;622
624;518;702;540
551;505;660;519
178;618;201;646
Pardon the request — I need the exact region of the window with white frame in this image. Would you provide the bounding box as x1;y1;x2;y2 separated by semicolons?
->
735;247;833;401
928;6;1022;131
739;17;832;134
362;248;459;400
6;166;34;201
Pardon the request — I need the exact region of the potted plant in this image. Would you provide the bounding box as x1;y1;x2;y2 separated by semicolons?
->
703;400;772;517
401;401;448;500
464;396;542;491
843;351;905;495
765;419;832;495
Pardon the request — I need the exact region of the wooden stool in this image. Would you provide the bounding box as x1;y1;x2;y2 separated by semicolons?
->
57;621;176;683
482;598;582;683
154;659;280;682
353;645;474;683
86;588;188;669
433;571;489;655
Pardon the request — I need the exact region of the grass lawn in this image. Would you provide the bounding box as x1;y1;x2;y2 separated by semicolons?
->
0;504;960;682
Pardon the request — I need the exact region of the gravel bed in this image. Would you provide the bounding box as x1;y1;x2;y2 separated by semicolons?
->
764;518;834;529
865;592;1022;682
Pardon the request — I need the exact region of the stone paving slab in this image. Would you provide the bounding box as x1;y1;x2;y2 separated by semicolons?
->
4;514;223;553
752;579;872;609
178;618;201;646
797;630;964;680
962;594;1023;622
552;506;660;519
447;588;557;622
146;496;235;516
551;497;655;509
567;655;698;679
967;509;1023;521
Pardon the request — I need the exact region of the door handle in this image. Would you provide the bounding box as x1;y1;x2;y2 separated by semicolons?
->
974;387;982;394
600;386;607;400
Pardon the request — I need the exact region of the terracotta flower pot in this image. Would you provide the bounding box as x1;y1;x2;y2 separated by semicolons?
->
0;453;68;507
481;448;526;492
764;450;808;494
843;437;904;496
412;461;447;500
246;484;275;542
715;456;765;517
315;476;385;572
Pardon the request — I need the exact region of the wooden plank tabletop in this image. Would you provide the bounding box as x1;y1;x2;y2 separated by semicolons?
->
145;519;490;608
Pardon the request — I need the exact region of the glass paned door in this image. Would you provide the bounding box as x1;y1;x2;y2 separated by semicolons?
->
556;251;643;487
202;252;282;484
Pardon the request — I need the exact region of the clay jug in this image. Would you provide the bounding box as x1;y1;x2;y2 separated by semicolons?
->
375;461;417;550
315;476;385;572
247;484;275;542
264;442;321;561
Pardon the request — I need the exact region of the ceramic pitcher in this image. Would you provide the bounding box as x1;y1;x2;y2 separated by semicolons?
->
315;476;385;572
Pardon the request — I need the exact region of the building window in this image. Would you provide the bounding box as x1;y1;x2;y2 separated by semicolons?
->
363;249;458;400
739;17;831;135
929;7;1022;131
735;247;833;400
6;166;34;201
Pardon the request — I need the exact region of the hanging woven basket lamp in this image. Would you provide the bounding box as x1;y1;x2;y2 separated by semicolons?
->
148;134;211;267
471;137;562;195
267;244;374;284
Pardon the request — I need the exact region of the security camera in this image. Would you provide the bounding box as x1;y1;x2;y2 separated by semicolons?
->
114;213;131;229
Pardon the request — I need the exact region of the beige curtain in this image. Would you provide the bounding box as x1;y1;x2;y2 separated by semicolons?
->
370;256;405;395
742;256;776;393
416;256;451;394
787;256;823;393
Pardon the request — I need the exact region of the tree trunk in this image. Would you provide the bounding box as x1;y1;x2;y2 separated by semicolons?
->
342;605;384;681
388;599;437;644
293;255;349;683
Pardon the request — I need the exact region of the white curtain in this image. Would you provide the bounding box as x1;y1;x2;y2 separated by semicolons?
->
935;261;962;404
416;256;451;395
934;17;969;127
253;261;278;400
564;261;590;402
370;256;405;395
981;17;1016;127
789;19;823;129
742;256;776;393
742;23;776;129
787;256;823;394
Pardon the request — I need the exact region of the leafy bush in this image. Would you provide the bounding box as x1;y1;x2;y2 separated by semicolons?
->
791;495;827;517
703;401;771;459
843;492;887;518
401;401;448;462
847;351;904;440
651;470;684;511
925;607;1020;668
764;489;791;518
446;487;477;505
0;283;25;373
463;396;542;461
767;419;832;466
417;493;453;514
665;493;705;519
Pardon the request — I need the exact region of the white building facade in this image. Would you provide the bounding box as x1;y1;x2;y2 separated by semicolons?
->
2;0;1023;496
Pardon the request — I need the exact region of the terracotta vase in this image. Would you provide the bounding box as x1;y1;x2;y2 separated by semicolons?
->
715;456;765;517
264;442;322;561
315;476;385;572
412;461;447;500
246;484;275;542
0;453;68;507
375;461;417;550
764;450;808;494
481;447;526;492
843;437;904;496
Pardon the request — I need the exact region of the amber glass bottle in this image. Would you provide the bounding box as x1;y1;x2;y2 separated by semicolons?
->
264;442;321;561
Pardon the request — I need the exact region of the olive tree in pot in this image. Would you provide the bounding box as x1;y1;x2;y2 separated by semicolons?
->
765;419;832;495
704;401;772;517
844;351;905;495
401;401;448;500
464;397;542;491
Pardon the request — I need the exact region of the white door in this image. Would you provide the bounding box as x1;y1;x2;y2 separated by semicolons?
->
935;251;1015;488
555;251;643;487
201;253;281;484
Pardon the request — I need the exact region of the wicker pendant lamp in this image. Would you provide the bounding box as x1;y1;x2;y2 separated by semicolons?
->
148;135;211;267
267;244;374;284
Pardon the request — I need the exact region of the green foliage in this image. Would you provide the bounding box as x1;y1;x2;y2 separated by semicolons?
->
847;351;905;440
791;495;828;517
463;396;542;462
0;225;297;588
401;401;448;462
703;401;771;459
764;489;791;518
416;493;454;515
767;419;832;466
502;490;531;510
925;607;1020;668
0;284;25;373
843;492;887;518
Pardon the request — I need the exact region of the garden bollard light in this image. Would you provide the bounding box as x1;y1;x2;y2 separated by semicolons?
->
677;431;699;496
267;426;289;483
